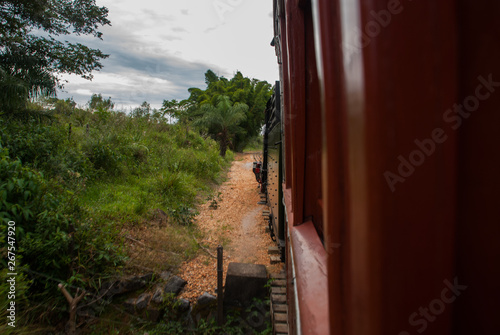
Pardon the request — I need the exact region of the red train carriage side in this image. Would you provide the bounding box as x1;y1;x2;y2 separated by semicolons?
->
268;0;500;334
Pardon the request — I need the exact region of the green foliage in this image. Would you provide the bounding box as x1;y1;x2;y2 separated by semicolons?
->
0;66;272;333
162;99;179;119
165;70;272;151
0;147;41;226
131;101;153;119
0;67;29;114
0;142;125;309
0;0;110;115
208;191;222;209
0;265;32;333
146;298;272;335
0;96;233;330
85;138;122;175
88;93;114;112
244;135;264;152
1;122;62;168
194;95;248;157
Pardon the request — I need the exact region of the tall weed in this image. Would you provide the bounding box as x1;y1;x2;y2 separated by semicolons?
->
0;99;233;329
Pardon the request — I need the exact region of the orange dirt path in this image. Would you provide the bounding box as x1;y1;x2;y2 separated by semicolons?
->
177;152;281;302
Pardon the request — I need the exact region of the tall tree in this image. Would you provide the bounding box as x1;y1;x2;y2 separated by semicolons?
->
161;99;182;121
131;101;152;119
0;0;110;115
185;70;273;150
194;95;247;157
89;93;114;112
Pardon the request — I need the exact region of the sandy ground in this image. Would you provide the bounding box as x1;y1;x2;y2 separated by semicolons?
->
177;152;281;302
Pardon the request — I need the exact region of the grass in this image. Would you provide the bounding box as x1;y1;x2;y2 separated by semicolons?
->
122;223;200;273
243;135;263;152
0;101;235;333
80;176;162;224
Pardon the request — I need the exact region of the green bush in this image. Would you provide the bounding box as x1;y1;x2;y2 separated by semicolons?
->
84;138;122;176
0;146;41;228
0;122;65;170
0;97;234;330
0;146;71;296
0;143;126;322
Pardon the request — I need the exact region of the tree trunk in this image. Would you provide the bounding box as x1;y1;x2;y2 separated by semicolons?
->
219;129;228;157
58;284;85;335
219;140;227;157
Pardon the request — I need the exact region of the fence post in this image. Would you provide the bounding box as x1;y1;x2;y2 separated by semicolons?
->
217;245;224;326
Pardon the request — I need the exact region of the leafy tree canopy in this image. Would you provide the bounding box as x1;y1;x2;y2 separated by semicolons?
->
166;70;273;151
89;93;114;112
131;101;154;119
0;0;111;114
194;95;247;157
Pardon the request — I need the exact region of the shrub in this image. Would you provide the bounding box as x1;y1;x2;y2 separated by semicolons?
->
0;144;126;322
0;146;42;227
0;121;65;170
0;97;234;330
84;138;122;176
155;171;197;206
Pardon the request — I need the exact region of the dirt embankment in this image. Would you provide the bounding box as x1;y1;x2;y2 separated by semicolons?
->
177;152;281;302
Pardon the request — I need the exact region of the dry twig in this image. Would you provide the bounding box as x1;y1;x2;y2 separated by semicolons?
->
58;283;86;335
192;236;217;259
125;235;179;256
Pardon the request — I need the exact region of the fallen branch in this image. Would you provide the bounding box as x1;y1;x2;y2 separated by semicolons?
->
192;236;217;259
58;283;86;335
78;280;118;310
125;235;179;256
127;264;157;273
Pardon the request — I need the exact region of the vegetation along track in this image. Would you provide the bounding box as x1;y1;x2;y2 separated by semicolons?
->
178;152;282;302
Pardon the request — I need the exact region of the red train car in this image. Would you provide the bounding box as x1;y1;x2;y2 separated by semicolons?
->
267;0;500;334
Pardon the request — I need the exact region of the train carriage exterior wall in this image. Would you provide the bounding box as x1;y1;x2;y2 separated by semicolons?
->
268;0;500;334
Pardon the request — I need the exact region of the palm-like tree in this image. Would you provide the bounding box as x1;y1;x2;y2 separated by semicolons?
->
195;95;248;157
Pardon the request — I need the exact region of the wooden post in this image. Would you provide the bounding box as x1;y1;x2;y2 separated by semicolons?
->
217;245;223;326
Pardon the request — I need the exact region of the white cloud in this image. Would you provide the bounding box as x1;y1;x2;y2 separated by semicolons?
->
57;0;278;110
75;89;93;96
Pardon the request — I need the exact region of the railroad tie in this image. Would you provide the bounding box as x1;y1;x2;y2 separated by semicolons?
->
270;270;289;334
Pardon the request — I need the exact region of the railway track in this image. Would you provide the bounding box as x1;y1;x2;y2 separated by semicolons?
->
270;270;288;335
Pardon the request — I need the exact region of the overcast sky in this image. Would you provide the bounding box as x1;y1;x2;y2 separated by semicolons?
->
57;0;278;111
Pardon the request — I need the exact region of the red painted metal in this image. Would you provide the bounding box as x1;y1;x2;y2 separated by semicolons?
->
454;1;500;333
279;0;292;191
302;3;323;237
289;220;328;335
276;0;500;334
353;1;458;334
283;186;296;332
311;0;347;334
285;0;306;227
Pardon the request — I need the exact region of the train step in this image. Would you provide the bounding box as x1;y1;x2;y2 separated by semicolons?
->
270;255;281;264
272;279;286;287
272;271;286;280
272;287;286;294
268;246;280;255
272;303;287;312
270;269;289;335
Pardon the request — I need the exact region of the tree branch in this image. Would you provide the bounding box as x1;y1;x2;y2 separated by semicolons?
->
58;283;86;335
192;236;217;259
